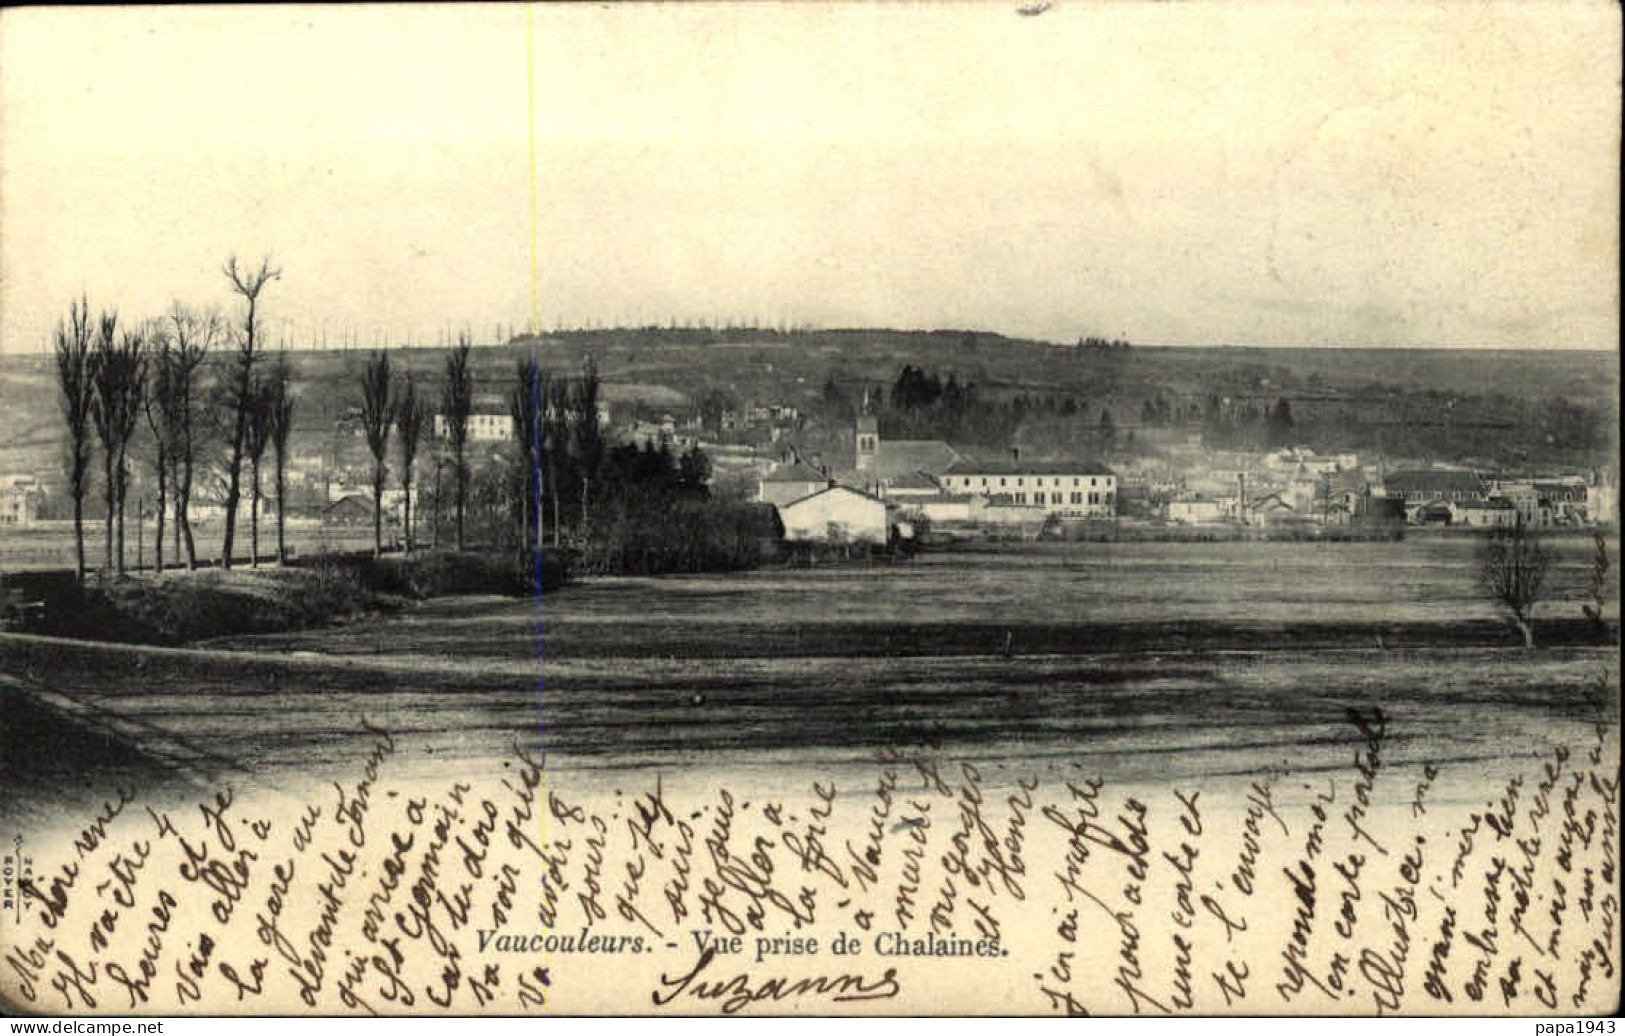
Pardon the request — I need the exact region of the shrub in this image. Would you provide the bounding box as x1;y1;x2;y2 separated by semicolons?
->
576;498;775;575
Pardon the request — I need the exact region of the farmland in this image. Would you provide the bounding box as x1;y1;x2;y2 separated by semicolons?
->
3;536;1615;828
216;533;1619;659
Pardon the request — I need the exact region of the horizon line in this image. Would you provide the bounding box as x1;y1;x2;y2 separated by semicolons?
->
0;323;1616;357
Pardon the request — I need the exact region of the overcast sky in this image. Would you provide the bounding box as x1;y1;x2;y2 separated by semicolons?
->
1;3;1618;354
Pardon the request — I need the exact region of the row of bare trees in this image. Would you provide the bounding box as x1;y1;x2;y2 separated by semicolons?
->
356;347;436;558
351;335;597;561
350;338;594;563
53;256;292;582
142;306;216;576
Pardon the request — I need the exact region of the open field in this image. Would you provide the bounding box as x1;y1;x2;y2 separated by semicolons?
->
0;519;389;571
214;534;1620;658
3;537;1616;826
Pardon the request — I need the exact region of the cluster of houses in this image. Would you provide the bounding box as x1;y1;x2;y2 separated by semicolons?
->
305;395;1619;545
1382;470;1603;527
1140;443;1615;531
750;428;1619;546
302;397;787;537
756;415;1117;545
3;391;1615;555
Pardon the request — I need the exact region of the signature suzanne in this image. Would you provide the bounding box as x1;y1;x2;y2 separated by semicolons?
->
652;945;901;1015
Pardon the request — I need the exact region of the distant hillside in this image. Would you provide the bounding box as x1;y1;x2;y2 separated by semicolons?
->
486;328;1618;416
1;329;1616;485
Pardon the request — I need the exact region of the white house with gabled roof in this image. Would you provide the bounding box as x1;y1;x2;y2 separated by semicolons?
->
778;485;889;545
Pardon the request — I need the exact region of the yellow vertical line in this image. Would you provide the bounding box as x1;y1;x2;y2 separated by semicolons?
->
524;0;549;963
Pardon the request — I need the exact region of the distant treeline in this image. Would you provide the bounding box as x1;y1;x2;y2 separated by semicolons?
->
820;365;1114;452
805;356;1612;470
1196;388;1610;464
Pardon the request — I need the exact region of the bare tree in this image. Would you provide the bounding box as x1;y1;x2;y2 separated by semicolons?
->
1480;516;1552;649
265;360;296;565
143;323;176;575
360;350;395;558
245;379;273;568
429;449;448;550
90;312;117;576
90;317;147;577
545;375;570;548
510;358;545;555
442;335;473;549
574;352;603;530
164;303;221;569
220;255;281;568
395;373;428;554
54;296;97;584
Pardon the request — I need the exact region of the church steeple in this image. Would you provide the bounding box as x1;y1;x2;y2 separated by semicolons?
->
855;391;878;471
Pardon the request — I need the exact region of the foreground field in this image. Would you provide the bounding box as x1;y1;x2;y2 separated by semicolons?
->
222;534;1619;658
2;537;1615;827
5;538;1619;1017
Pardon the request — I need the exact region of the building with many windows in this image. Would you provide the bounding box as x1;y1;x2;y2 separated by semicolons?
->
434;410;514;442
761;419;1117;525
936;457;1116;517
0;476;43;527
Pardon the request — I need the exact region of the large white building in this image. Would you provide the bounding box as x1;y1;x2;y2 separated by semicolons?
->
758;418;1117;529
434;411;514;442
936;458;1116;518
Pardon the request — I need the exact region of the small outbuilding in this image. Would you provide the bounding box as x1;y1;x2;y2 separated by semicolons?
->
1459;498;1517;527
757;461;830;507
1167;497;1227;524
323;494;375;526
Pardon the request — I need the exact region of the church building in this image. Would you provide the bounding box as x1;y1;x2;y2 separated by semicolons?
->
851;414;961;489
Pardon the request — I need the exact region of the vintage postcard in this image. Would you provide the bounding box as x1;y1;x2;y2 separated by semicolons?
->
0;1;1619;1018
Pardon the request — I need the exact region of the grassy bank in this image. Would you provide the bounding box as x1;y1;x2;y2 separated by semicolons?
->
3;548;570;645
11;567;375;644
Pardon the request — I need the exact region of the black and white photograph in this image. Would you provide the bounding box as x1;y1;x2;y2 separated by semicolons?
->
0;2;1618;1018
